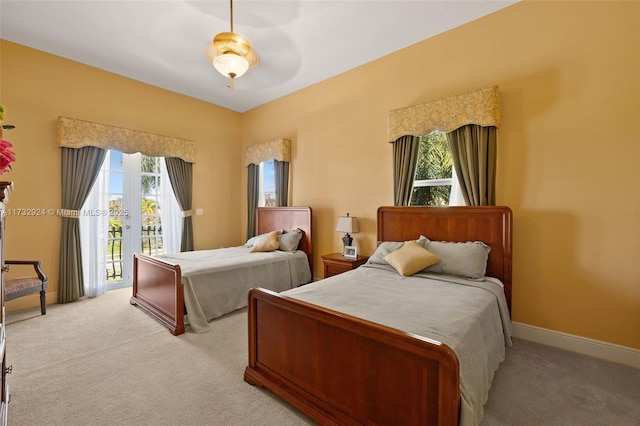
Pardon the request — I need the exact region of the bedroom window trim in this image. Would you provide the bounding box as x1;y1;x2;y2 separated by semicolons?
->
413;178;452;187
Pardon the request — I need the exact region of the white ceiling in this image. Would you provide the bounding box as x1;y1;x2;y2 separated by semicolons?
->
1;1;517;113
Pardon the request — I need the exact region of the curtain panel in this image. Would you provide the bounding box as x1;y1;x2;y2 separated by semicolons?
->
392;135;421;206
79;151;111;298
57;116;196;163
246;164;259;240
58;146;107;303
446;125;497;206
165;157;194;252
274;160;289;207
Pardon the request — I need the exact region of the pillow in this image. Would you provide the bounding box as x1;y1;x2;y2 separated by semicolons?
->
277;228;304;252
249;230;282;252
368;241;405;264
383;241;440;277
244;229;285;248
243;234;260;248
368;236;428;265
422;238;491;280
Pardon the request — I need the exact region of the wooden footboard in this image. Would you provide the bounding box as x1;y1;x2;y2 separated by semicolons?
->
130;253;185;335
244;288;460;425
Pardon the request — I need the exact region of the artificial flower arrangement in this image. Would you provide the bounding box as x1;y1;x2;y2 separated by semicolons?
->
0;104;16;175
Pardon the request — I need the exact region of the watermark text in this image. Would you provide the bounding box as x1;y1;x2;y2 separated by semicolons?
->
2;208;130;217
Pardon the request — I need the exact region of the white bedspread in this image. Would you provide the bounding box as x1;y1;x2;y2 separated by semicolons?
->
282;263;512;426
156;246;311;333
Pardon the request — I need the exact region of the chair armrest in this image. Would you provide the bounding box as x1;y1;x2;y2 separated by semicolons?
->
4;260;48;283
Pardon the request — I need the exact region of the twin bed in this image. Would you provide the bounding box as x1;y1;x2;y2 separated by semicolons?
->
130;206;313;335
244;206;512;426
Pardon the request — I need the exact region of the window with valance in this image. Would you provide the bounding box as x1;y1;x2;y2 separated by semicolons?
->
388;85;501;206
244;138;291;239
56;116;196;302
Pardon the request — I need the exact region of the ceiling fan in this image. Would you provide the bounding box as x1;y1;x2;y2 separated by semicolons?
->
205;0;259;89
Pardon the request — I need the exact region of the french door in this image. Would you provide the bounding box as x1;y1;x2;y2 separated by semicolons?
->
112;151;161;287
82;150;179;293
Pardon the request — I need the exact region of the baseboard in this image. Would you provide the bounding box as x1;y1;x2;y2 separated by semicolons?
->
5;291;58;313
512;322;639;369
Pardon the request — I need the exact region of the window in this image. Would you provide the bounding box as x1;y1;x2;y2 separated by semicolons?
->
410;131;461;206
258;159;276;207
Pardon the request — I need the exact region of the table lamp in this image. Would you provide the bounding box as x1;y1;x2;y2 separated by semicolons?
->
335;213;360;252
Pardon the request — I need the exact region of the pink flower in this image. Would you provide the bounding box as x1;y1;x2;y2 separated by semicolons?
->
0;138;16;175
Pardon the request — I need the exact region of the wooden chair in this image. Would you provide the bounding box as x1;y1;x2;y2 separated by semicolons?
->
4;260;48;315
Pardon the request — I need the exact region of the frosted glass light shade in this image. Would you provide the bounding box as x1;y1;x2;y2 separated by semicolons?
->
213;53;250;79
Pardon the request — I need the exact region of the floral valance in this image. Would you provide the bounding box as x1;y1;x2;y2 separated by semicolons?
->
57;116;196;163
244;138;291;166
387;85;501;142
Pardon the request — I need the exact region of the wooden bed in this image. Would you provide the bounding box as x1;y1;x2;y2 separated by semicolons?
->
130;206;313;336
244;206;512;426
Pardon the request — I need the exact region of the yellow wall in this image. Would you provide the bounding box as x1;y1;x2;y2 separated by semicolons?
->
240;1;639;349
1;1;638;349
0;40;243;309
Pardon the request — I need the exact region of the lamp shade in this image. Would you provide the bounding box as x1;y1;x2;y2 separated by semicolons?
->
336;214;360;234
213;53;250;79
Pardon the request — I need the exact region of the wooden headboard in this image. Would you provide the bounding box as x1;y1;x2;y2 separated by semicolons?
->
377;206;513;313
256;206;313;273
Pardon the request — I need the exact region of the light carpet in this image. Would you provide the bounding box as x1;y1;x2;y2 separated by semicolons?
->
5;288;640;425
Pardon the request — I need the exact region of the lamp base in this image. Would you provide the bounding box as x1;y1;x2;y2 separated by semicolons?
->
342;233;353;249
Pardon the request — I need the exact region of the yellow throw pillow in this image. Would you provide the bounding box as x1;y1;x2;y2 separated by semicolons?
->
383;240;440;277
249;230;282;252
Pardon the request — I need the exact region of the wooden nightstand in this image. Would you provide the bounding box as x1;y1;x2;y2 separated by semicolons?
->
321;253;369;278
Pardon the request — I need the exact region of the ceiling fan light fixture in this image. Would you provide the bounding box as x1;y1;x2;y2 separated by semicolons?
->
206;0;258;86
213;52;250;79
